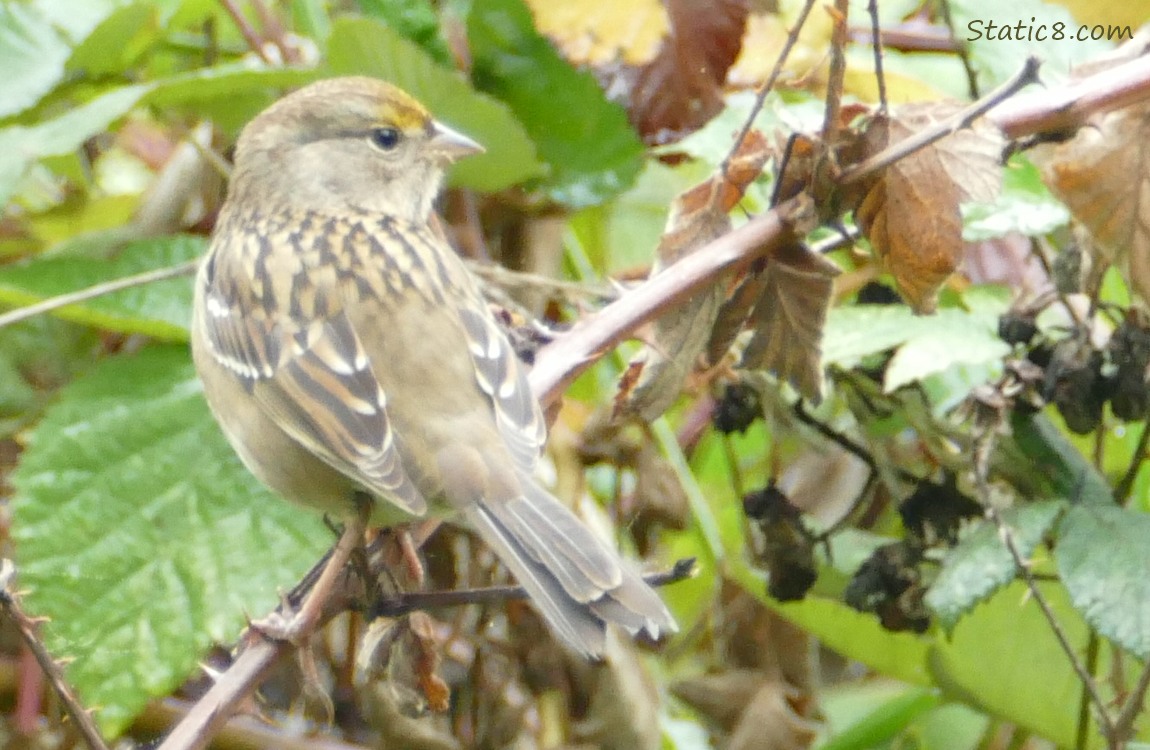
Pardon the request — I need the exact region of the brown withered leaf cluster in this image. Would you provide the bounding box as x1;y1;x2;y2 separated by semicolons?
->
616;130;770;420
850;103;1004;312
617;131;837;417
1031;104;1150;304
724;241;839;400
672;584;819;750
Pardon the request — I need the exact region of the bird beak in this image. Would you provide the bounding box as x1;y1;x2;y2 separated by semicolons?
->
430;121;484;162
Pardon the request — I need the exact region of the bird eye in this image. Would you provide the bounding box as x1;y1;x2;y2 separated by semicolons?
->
369;127;402;151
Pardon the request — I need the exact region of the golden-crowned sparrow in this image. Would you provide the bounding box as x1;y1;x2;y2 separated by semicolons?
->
191;77;675;657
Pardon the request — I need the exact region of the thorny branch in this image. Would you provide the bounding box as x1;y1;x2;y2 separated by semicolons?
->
836;56;1041;186
157;540;693;750
0;561;109;750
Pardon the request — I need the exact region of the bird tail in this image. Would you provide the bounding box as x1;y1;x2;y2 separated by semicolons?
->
462;475;677;659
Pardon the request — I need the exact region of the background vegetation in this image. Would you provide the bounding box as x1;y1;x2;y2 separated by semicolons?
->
2;0;1150;748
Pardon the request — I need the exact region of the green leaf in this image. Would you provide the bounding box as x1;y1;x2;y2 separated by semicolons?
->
326;16;543;193
355;0;451;64
66;2;158;77
1006;410;1113;504
292;0;332;45
0;315;98;432
819;686;941;750
730;559;933;686
144;64;318;109
928;581;1106;747
666;90;824;167
823;288;1010;391
0;235;204;340
926;500;1064;631
10;347;329;735
962;155;1070;241
0;3;72;118
568;159;708;274
0;84;149;207
1057;504;1150;658
468;0;645;207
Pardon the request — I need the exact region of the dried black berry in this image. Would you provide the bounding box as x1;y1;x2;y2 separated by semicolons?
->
844;543;929;633
714;382;762;434
998;311;1039;346
1108;314;1150;421
744;484;818;602
1044;338;1107;434
898;473;982;546
857;281;902;305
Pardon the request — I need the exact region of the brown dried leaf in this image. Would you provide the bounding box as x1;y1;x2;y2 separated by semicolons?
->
672;670;765;730
738;242;839;401
1031;104;1150;303
617;131;771;420
854;103;1003;312
575;635;663;750
727;681;820;750
628;0;750;142
526;0;752;143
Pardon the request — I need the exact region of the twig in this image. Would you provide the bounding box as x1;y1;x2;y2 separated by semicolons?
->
837;56;1041;187
0;259;200;331
468;261;617;302
848;23;961;54
157;638;289;750
217;0;274;64
1112;659;1150;745
720;0;817;181
0;560;110;750
970;418;1115;738
367;558;696;619
989;53;1150;140
865;0;887;111
820;0;850;147
986;505;1113;734
530;198;802;404
938;0;981;99
141;697;368;750
1076;632;1100;750
248;0;295;63
159;541;693;750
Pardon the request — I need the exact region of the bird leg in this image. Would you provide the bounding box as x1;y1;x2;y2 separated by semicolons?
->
251;497;371;645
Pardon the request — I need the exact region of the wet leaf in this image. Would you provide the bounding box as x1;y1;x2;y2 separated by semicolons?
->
1057;504;1150;658
10;347;328;734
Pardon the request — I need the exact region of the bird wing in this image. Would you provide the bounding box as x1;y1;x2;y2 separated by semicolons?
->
197;245;427;515
457;306;547;470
